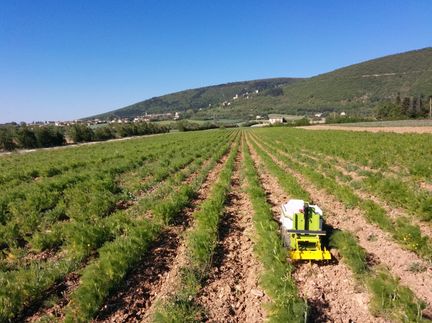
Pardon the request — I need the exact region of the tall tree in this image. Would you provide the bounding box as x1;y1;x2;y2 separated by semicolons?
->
16;127;37;148
400;97;410;116
419;95;426;117
34;126;65;147
408;97;417;118
395;92;401;106
0;128;16;151
66;124;94;143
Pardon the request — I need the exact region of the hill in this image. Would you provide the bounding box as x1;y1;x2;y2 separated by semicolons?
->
281;47;432;112
89;78;300;120
89;47;432;120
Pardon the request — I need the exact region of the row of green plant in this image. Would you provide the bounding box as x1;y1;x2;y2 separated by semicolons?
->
0;128;205;189
0;137;176;229
0;130;237;321
0;121;170;151
297;145;432;222
0;134;214;254
247;133;426;322
250;134;432;260
0;138;227;321
242;136;307;322
153;142;239;322
251;134;432;262
63;132;240;322
254;127;432;180
28;143;209;256
292;146;432;236
23;134;235;321
329;231;426;322
1;131;231;247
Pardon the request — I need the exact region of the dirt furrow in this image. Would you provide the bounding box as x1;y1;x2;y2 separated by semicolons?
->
22;272;80;322
252;137;432;310
194;149;269;322
246;137;378;322
95;148;232;323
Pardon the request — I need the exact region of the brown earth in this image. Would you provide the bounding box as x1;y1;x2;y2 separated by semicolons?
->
21;252;99;322
251;136;432;312
246;136;381;323
299;125;432;133
194;148;269;322
94;146;232;322
23;272;81;322
420;181;432;193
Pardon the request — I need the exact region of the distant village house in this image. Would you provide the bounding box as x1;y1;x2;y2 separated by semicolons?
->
268;114;304;124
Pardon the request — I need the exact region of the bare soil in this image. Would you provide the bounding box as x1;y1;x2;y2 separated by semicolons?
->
420;181;432;193
94;148;232;322
299;125;432;134
21;253;98;322
246;137;380;323
252;137;432;312
23;272;81;322
195;150;269;322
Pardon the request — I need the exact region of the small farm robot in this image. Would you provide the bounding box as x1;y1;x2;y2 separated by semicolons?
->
280;199;331;261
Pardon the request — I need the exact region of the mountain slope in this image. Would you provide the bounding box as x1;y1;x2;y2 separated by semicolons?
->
90;78;300;120
281;47;432;109
89;47;432;120
207;47;432;119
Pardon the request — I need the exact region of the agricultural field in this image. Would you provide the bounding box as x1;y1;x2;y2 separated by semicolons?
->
0;127;431;322
302;119;432;134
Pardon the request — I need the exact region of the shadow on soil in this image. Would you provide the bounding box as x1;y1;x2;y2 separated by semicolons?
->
203;176;240;279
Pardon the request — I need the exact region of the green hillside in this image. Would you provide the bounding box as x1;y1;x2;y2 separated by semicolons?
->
90;78;299;120
90;47;432;120
281;47;432;111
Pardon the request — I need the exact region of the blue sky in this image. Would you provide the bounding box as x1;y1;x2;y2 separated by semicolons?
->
0;1;431;123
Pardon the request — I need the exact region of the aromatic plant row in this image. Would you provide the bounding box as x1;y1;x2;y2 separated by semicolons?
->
0;132;222;269
154;141;239;322
295;145;432;222
251;133;432;262
255;127;432;180
258;128;432;219
242;136;307;323
247;132;426;322
329;231;426;322
0;149;216;322
0;130;237;322
0;139;176;245
286;147;432;245
63;132;240;322
0;135;173;190
29;139;218;255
